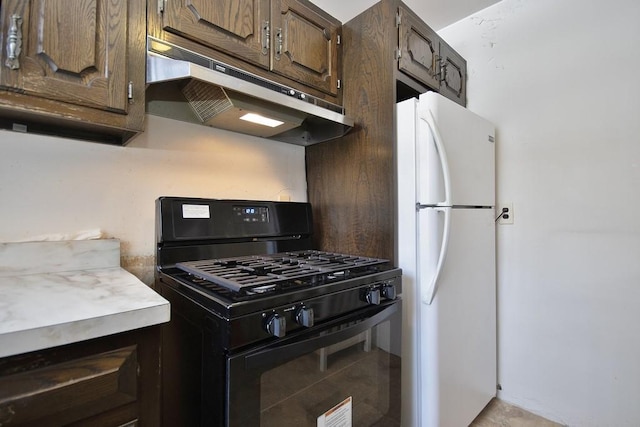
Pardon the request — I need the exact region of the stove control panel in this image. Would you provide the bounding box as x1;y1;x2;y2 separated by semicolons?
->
233;206;269;223
232;274;401;349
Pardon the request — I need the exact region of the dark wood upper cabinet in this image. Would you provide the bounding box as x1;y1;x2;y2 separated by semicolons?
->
271;0;340;96
1;0;128;112
0;0;146;143
439;39;467;106
398;5;440;91
161;0;271;69
397;4;467;106
153;0;342;100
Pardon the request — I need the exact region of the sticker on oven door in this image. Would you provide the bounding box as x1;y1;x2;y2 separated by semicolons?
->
182;204;210;219
317;396;352;427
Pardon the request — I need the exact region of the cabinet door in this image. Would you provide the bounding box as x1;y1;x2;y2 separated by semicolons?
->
439;40;467;106
0;0;132;114
162;0;270;69
398;5;440;91
270;0;340;96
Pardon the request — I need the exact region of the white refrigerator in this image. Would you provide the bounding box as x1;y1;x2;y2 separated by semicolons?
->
396;92;497;427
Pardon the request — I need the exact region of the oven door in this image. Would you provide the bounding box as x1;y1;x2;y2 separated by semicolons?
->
227;301;402;427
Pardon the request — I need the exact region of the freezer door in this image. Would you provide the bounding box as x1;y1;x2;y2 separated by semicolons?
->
417;206;497;427
417;92;495;207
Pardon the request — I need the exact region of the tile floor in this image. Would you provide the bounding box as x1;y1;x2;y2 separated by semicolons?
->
471;398;564;426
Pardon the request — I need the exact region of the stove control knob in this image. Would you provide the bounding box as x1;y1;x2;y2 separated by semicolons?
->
382;283;397;300
365;288;381;305
295;306;315;328
265;313;286;338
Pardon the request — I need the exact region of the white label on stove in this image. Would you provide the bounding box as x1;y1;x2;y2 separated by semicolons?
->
182;204;210;219
317;396;352;427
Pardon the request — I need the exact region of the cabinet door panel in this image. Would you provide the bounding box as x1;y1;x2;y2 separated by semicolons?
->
0;0;130;113
398;6;439;90
271;0;339;96
39;2;96;74
163;0;270;69
439;41;467;106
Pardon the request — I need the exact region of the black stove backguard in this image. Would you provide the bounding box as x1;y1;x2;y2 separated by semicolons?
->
156;197;314;269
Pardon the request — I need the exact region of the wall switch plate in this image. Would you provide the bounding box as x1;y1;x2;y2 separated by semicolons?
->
497;202;514;225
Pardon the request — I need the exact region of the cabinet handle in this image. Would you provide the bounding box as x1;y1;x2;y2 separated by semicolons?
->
433;55;447;82
262;20;270;55
275;28;283;60
5;14;22;70
440;61;448;83
435;56;448;83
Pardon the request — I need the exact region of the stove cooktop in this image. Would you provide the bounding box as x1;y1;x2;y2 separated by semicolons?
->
175;250;390;296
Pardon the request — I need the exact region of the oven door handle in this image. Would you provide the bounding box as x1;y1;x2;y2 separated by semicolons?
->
243;302;400;371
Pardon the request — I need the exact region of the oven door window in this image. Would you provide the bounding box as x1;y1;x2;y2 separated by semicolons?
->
227;302;401;427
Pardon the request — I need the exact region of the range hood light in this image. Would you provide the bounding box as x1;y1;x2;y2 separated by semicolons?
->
240;113;284;128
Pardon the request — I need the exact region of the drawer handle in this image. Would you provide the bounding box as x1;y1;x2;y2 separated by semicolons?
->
5;14;22;70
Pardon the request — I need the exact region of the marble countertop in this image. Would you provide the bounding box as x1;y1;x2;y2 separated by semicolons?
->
0;239;170;358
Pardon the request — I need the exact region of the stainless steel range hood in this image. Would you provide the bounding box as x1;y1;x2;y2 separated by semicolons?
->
146;37;353;146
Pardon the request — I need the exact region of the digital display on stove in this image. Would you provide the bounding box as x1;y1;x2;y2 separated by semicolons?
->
233;206;269;223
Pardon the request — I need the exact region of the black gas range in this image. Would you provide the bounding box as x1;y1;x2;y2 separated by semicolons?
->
155;197;402;427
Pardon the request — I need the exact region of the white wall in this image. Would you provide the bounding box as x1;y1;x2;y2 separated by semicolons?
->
0;116;306;283
311;0;500;30
439;0;640;425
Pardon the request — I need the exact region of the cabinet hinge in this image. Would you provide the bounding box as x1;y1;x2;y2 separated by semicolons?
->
128;81;134;102
395;48;401;60
337;79;341;90
337;35;341;46
396;11;402;27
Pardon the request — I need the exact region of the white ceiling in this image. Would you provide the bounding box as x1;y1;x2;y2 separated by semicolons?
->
312;0;501;30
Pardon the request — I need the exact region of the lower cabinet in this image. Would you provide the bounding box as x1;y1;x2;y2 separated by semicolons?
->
0;326;161;426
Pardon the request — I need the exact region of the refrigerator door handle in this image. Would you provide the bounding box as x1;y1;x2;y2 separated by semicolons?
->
419;109;452;206
422;206;451;304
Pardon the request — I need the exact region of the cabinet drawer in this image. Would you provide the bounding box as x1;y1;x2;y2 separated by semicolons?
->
0;346;138;426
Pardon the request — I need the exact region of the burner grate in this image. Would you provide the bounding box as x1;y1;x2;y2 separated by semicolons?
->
175;250;385;293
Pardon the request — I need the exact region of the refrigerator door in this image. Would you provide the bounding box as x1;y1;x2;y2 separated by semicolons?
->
418;92;495;207
418;206;451;305
417;207;497;427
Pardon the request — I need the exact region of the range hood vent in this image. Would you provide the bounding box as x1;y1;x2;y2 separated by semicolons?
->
146;37;354;146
